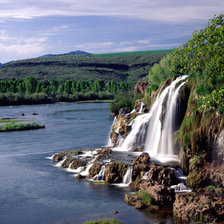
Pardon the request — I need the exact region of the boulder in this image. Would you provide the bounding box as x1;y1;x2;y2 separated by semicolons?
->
110;131;119;145
132;153;150;180
52;153;66;161
134;99;142;112
62;157;74;168
139;182;175;208
88;163;102;179
173;193;224;223
119;124;131;137
70;159;86;169
147;166;179;187
105;162;128;183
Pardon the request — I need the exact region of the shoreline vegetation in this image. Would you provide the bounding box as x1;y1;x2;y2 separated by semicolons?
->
0;122;45;132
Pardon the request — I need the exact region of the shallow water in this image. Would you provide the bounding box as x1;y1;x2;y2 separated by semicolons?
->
0;103;173;224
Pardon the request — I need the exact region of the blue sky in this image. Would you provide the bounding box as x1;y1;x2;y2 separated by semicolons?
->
0;0;223;63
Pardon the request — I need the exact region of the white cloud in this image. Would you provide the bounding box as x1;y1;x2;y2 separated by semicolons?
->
0;31;49;56
0;0;223;23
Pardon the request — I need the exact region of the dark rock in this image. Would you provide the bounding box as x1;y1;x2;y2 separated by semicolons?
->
130;147;144;152
135;200;145;209
105;162;128;183
76;174;85;179
173;193;224;223
96;147;112;154
147;166;179;187
62;157;74;168
119;108;127;116
110;131;119;145
32;112;38;115
113;210;119;214
134;99;142;112
139;182;175;208
21;113;25;116
134;81;148;94
132;152;150;180
70;159;86;169
52;153;66;161
88;163;102;179
119;124;131;137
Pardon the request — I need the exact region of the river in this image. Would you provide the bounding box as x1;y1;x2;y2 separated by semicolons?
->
0;103;173;224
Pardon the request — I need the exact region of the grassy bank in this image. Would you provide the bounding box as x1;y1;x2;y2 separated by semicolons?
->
0;122;45;132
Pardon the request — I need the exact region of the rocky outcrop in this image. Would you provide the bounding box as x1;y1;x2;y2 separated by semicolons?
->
173;192;224;223
105;162;128;183
132;152;150;180
70;159;86;169
139;182;175;208
88;163;102;179
110;131;119;145
134;81;148;94
147;166;179;187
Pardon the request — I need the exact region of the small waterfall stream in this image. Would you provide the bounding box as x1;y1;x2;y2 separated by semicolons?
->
122;166;132;185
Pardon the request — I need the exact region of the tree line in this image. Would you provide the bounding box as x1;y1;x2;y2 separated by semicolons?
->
0;77;130;105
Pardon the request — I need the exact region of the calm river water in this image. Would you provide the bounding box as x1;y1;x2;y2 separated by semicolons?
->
0;103;173;224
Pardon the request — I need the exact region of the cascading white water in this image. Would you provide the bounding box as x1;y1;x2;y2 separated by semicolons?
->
138;100;144;113
144;75;187;160
92;165;106;181
55;156;67;167
122;166;132;185
117;113;151;151
114;75;187;162
106;116;118;147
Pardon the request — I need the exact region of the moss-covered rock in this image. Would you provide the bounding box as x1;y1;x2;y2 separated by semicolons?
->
105;161;128;183
88;163;102;179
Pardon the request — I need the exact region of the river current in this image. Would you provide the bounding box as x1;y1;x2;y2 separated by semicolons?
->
0;103;173;224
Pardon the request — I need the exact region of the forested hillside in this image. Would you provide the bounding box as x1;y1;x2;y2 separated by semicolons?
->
0;50;170;84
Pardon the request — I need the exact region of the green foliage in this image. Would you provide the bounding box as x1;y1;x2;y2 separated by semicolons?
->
0;122;45;132
138;190;155;206
148;14;224;114
84;218;121;224
0;51;170;85
0;78;130;105
109;93;134;115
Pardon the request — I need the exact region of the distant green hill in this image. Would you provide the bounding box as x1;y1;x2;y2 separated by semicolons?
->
0;50;171;84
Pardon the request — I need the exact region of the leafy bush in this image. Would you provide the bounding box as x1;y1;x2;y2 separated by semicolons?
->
109;93;134;115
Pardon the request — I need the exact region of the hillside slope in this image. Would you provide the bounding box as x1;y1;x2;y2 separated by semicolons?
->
0;51;170;84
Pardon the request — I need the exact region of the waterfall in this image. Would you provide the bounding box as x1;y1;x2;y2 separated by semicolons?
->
117;113;151;150
122;166;132;185
106;116;117;147
55;156;67;167
138;100;144;113
144;75;187;159
92;165;106;181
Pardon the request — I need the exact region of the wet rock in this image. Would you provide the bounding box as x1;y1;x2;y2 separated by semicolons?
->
147;166;179;187
21;113;25;116
70;159;86;169
110;131;119;145
88;163;102;179
96;147;112;154
52;153;66;161
62;157;74;168
132;152;150;180
130;146;144;152
105;162;128;183
139;182;175;208
32;112;38;115
119;124;131;137
173;192;224;223
113;210;119;214
76;174;85;179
